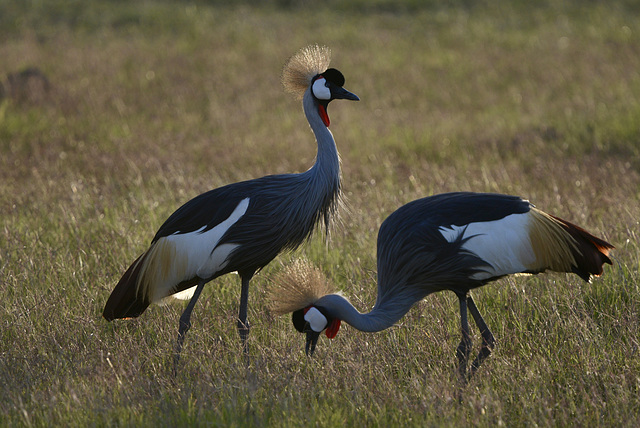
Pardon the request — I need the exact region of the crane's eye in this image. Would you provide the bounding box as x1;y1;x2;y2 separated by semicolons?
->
311;76;331;101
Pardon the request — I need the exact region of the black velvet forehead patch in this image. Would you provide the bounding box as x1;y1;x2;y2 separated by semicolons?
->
322;68;345;87
292;309;306;333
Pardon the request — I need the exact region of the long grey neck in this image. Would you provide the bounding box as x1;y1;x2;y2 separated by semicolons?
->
302;90;340;184
314;293;412;333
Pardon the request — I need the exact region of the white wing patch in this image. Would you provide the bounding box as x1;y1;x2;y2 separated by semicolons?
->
169;287;198;301
140;198;250;303
439;212;536;280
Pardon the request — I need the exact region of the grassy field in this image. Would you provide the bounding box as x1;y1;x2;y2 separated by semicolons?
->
1;0;640;425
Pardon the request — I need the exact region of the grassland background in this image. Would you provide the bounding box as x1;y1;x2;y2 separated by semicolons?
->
1;0;639;426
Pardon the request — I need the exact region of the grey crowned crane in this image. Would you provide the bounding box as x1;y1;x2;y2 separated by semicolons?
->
269;192;614;382
102;45;359;369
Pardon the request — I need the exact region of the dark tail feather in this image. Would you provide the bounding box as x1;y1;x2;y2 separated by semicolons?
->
550;214;614;281
103;252;151;321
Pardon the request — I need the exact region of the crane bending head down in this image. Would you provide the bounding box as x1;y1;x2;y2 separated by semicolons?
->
269;192;614;381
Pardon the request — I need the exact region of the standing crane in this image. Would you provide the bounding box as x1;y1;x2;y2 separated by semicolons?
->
269;192;613;382
102;45;359;370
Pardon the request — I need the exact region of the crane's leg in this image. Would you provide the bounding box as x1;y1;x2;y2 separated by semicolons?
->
468;295;496;377
237;273;253;355
456;294;472;384
173;279;206;375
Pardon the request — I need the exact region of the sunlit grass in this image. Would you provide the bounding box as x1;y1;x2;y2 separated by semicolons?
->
1;0;639;426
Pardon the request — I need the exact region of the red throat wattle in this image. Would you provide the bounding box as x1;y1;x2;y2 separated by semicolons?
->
318;105;330;127
325;318;341;338
303;305;340;338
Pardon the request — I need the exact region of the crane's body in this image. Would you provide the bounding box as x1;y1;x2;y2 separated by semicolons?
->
102;45;358;370
271;192;613;381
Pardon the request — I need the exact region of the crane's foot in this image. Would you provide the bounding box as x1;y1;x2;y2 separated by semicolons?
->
172;318;191;376
470;330;496;376
237;319;250;354
467;296;496;378
172;353;181;378
172;280;205;376
456;333;472;386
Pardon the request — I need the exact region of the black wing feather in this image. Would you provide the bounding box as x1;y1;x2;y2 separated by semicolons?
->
393;192;531;229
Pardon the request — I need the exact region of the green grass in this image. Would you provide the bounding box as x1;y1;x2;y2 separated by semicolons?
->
1;0;640;426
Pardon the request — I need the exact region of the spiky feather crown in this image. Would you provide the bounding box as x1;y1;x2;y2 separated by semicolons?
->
282;45;332;99
268;258;335;315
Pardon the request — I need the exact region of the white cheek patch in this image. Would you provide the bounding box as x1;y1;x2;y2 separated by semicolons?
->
304;307;328;332
312;77;331;100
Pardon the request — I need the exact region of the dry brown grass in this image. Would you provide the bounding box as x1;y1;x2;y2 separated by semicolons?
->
1;0;639;426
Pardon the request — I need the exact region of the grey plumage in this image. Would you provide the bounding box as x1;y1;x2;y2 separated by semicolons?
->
272;192;613;381
102;45;359;371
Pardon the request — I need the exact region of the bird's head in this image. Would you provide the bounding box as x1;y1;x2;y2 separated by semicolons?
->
310;68;359;127
291;304;341;356
268;258;342;356
282;45;359;127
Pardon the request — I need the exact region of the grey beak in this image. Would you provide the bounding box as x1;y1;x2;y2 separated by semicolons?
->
305;326;321;356
331;86;360;101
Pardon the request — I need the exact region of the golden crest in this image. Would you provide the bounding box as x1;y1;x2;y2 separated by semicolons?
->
268;258;335;315
282;45;331;99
